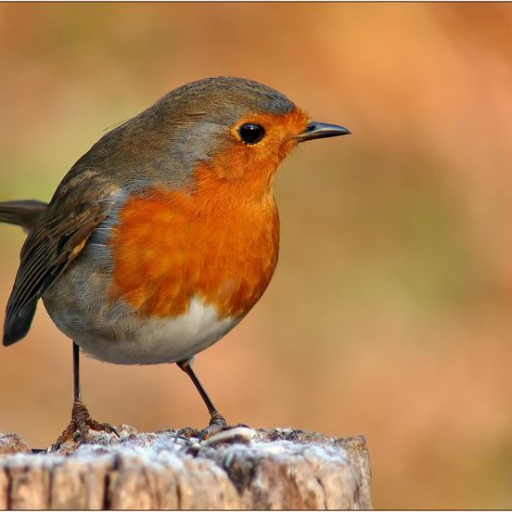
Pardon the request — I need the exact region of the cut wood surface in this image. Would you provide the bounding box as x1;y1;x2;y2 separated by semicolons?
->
0;427;372;509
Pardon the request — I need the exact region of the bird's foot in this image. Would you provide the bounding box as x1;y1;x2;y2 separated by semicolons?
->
175;412;249;443
52;400;118;452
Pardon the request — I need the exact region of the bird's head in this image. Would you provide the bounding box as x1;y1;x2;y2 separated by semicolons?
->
92;77;349;195
151;77;350;190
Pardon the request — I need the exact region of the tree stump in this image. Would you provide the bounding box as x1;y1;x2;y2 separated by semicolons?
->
0;427;372;509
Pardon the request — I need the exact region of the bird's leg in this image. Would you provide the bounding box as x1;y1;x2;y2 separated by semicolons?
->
176;357;228;439
53;342;117;449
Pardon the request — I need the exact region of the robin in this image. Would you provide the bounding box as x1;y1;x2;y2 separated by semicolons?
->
0;76;349;446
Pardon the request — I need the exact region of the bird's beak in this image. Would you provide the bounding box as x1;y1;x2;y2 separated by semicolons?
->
297;122;351;143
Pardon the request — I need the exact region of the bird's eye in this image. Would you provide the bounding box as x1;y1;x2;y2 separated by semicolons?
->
238;123;266;145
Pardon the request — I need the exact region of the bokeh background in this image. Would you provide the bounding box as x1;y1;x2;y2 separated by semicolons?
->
1;3;512;508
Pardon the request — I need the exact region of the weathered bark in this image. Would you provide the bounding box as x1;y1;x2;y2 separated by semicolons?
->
0;427;372;510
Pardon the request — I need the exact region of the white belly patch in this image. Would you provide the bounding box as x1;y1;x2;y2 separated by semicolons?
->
77;297;240;365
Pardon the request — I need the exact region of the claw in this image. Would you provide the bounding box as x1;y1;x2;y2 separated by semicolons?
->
174;426;202;443
52;400;118;451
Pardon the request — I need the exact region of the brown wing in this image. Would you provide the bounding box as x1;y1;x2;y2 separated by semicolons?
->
3;170;119;346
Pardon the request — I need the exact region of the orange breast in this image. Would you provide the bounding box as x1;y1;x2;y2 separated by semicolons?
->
110;166;280;319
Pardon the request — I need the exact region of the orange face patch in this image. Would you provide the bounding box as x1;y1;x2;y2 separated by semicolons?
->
187;108;308;183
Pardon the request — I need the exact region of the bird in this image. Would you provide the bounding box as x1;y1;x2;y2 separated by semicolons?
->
0;76;350;446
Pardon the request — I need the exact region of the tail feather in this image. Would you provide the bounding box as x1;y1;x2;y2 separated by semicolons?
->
0;200;48;233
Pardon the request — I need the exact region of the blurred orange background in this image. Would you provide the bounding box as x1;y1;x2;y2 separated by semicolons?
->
1;3;512;508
